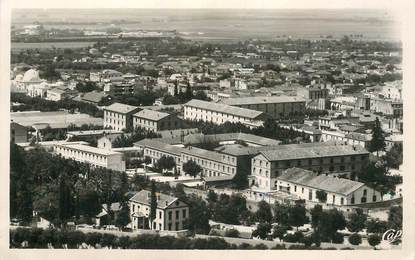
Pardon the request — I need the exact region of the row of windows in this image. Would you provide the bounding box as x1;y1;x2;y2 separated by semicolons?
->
185;107;251;122
183;156;234;174
57;147;108;163
254;155;366;168
105;111;126;119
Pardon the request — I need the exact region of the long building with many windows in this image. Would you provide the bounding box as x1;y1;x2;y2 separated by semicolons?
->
53;143;126;171
275;168;381;206
221;95;306;119
251;142;369;191
183;99;266;128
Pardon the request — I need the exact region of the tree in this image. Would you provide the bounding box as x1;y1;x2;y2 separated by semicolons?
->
255;200;273;223
368;234;381;249
388;205;402;230
149;181;157;229
314;208;346;242
156;155;176;174
182;160;202;178
273;203;291;226
383;143;402;170
272;225;289;241
347;208;367;233
288;204;308;230
316;190;327;203
206;190;218;203
115;201;130;229
365;220;386;235
348;233;362;245
193;90;210;101
185;195;211;234
369;117;386;156
310;204;323;230
252;222;271;240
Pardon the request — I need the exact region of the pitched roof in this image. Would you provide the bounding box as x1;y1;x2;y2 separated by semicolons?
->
133;109;171;121
278;168;365;195
129;190;181;209
222;95;306;106
259;143;368;161
185;99;264;119
134;139;184;156
104;102;139;114
57;143;122;156
82;91;108;103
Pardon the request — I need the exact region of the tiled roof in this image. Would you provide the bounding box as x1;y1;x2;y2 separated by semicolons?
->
81;91;108;103
134;139;184;156
57;143;122;156
222;95;305;106
133;109;171;121
181;146;224;163
104;102;139;114
185;99;264;119
259;143;368;161
129;190;180;209
278;168;365;195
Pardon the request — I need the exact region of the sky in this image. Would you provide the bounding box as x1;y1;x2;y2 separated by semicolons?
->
8;0;406;10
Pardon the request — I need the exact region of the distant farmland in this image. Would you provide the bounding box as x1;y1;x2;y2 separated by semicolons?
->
11;41;95;52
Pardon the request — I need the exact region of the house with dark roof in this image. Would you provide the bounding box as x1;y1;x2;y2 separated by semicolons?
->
275;168;381;206
129;190;189;231
132;109;182;132
103;102;140;131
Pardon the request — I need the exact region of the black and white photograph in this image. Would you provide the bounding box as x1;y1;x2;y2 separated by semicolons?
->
1;0;414;257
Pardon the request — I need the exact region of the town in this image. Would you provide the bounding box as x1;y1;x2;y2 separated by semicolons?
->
9;19;403;250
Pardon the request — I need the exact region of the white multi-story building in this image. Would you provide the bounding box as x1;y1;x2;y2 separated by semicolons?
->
183;99;266;128
54;143;126;171
133;109;182;132
103;103;140;131
129;190;189;231
275;168;382;205
251;142;369;191
221;95;306;119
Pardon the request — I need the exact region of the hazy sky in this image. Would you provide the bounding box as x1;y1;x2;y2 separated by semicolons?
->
9;0;405;10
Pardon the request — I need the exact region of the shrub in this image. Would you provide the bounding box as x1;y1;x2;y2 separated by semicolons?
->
271;244;287;249
331;232;344;244
254;243;268;249
301;236;313;247
283;231;304;243
368;234;381;249
288;244;308;250
238;242;254;249
348;233;362;246
224;229;240;238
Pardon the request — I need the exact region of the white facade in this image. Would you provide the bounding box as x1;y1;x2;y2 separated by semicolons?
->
129;191;189;231
54;143;126;171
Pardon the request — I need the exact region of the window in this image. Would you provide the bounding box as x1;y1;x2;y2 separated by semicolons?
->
372;195;377;202
159;211;162;219
294;186;297;192
182;209;186;218
168;223;172;230
340;198;344;205
168;211;172;220
351;197;355;204
363;189;367;196
361;197;367;203
302;187;304;194
176;210;179;219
